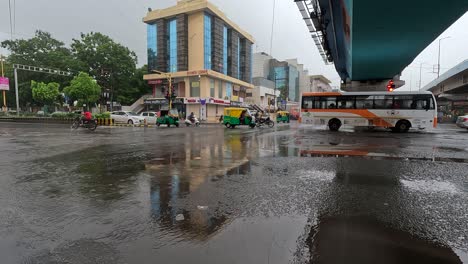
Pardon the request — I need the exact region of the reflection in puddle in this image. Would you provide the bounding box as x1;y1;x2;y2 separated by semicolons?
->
145;132;254;241
308;216;463;264
401;179;459;194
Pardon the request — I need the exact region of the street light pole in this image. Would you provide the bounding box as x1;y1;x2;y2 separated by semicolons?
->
437;36;450;78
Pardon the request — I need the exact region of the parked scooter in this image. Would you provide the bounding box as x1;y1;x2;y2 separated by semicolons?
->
185;116;200;127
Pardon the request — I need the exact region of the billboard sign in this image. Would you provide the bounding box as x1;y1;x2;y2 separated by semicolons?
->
0;77;9;91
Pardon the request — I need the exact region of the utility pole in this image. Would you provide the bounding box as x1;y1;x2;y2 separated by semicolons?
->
437;36;450;78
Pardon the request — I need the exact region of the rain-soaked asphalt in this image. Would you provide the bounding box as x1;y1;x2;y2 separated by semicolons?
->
0;122;467;264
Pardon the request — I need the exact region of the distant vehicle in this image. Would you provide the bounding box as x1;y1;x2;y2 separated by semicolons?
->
51;111;67;117
156;109;180;127
140;112;158;124
184;115;200;127
111;111;145;125
223;107;256;129
456;114;468;130
36;111;45;116
300;91;437;132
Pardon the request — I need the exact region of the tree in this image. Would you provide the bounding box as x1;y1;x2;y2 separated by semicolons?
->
1;31;81;108
64;72;101;110
71;32;137;107
117;65;151;105
31;81;60;112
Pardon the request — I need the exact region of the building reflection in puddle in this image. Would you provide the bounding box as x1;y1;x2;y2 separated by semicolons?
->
145;131;254;240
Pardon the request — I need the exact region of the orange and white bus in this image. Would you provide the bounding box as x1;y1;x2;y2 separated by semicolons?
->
300;91;437;132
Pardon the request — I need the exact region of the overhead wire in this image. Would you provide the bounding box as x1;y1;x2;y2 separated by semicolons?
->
269;0;276;56
8;0;13;40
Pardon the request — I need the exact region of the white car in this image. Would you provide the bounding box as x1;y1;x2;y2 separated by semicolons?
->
456;114;468;130
140;112;158;124
111;111;145;125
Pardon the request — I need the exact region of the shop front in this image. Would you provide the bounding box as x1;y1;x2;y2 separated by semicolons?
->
184;97;230;122
144;98;186;117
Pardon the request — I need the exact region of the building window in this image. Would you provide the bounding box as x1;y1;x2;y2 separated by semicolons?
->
210;79;215;97
218;80;223;98
249;44;253;83
147;24;157;71
168;19;178;72
223;26;228;75
204;14;212;70
226;82;232;99
237;37;240;79
190;80;200;97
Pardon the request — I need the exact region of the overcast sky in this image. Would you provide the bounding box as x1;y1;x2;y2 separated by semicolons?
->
1;0;467;89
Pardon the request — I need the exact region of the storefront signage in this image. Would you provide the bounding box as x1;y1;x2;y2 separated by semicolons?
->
184;97;200;104
0;77;9;91
148;80;162;85
208;98;230;106
187;70;208;76
145;98;184;105
230;101;242;107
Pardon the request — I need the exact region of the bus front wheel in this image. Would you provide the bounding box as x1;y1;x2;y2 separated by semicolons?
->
394;120;411;133
328;119;341;132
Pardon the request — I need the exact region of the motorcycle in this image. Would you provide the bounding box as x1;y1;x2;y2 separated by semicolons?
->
71;117;98;131
256;116;274;128
185;116;200;127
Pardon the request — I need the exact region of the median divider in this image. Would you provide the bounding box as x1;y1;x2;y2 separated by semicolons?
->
96;118;114;126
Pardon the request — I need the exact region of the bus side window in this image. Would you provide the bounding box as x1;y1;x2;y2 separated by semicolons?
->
326;97;337;109
356;96;373;109
373;96;393;109
393;95;413;109
302;97;313;109
337;96;355;109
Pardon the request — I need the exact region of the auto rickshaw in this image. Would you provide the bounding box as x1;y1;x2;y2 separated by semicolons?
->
223;107;256;129
156;109;180;127
276;111;290;123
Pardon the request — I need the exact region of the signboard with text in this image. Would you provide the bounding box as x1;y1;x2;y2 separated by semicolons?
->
0;77;9;91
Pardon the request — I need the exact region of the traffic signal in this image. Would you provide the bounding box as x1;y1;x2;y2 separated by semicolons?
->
170;84;177;100
387;80;395;92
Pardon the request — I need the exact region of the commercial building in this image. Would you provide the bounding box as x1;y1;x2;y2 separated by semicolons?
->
250;52;279;110
143;0;254;121
253;52;333;107
309;75;332;93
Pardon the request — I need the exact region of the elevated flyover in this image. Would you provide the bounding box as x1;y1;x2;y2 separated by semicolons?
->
295;0;468;90
423;59;468;113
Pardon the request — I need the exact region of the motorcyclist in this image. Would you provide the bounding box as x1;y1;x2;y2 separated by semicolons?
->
82;111;92;124
188;112;195;123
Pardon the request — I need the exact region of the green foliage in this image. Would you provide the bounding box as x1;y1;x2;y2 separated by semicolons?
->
93;112;111;119
1;30;148;109
64;72;101;107
1;31;83;107
50;112;79;118
31;81;60;106
71;32;137;104
118;65;151;105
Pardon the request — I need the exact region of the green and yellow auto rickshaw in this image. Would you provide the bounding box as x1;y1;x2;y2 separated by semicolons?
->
156;109;180;127
223;107;256;129
276;111;290;123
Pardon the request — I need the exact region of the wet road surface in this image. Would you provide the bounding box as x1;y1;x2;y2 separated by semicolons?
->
0;122;467;264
